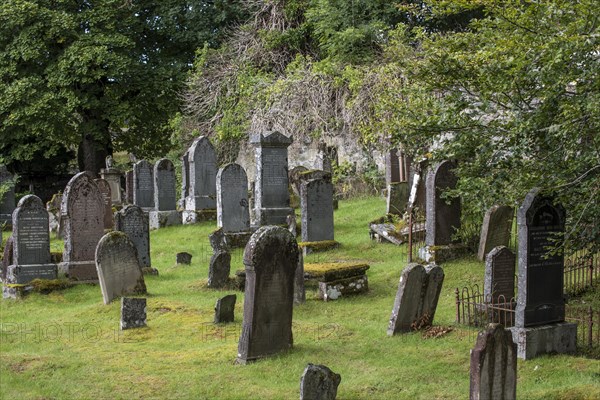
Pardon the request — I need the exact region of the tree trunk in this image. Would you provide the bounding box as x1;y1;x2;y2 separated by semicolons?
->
77;132;111;176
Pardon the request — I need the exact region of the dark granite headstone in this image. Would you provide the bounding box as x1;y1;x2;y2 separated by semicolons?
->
181;150;190;201
114;205;151;269
95;231;147;304
0;165;16;224
133;160;154;209
515;189;566;327
300;363;341;400
209;228;228;252
237;226;299;364
95;178;113;229
214;294;236;323
217;163;250;233
120;297;147;330
154;159;177;211
301;178;334;242
125;170;134;204
484;246;515;303
2;235;14;281
478;205;514;261
251;131;294;225
425;160;460;246
386;182;409;216
385;149;401;186
470;324;517;400
185;136;217;210
208;250;231;289
387;263;444;335
61;172;105;280
176;252;192;265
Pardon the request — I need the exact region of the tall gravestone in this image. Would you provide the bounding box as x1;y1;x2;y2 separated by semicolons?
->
3;196;57;294
133;160;154;209
510;189;576;359
61;172;105;280
484;246;515;303
149;159;181;229
237;226;299;364
425;160;461;246
300;178;334;243
100;155;123;205
385;149;401;186
95;178;113;229
0;165;16;225
115;205;151;270
125;170;134;204
478;205;514;261
183;136;218;224
217;163;250;233
470;323;517;400
181;151;190;205
251;131;294;225
95;231;147;304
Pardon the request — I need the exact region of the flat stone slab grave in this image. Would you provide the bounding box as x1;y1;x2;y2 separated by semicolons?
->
305;262;370;301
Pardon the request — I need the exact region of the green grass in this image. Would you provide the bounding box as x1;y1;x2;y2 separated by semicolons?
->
1;196;599;399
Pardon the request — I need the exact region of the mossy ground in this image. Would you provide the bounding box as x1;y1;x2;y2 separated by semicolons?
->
1;196;599;399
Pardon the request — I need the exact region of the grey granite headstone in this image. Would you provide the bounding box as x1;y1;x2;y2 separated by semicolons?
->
387;263;445;335
125;170;134;204
185;136;217;211
61;172;105;280
484;246;515;303
237;226;299;364
2;235;14;281
176;252;192;265
181;150;190;201
301;178;334;242
154;159;177;211
251;131;294;225
385;149;401;186
386;182;409;216
470;324;517;400
115;205;151;269
120;297;147;330
0;165;16;224
95;178;113;229
214;294;236;323
217;163;250;233
133;160;154;209
208;250;231;289
95;231;147;304
478;205;514;261
300;363;341;400
425;160;460;246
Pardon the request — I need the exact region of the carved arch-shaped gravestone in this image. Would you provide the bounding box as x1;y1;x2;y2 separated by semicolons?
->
216;163;250;233
115;205;151;269
425;160;460;246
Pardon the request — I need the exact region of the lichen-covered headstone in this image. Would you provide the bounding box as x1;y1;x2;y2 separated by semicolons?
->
300;363;341;400
237;226;299;364
214;294;236;323
121;297;147;330
301;178;334;242
208;250;231;288
387;263;444;335
425;160;461;246
114;205;151;269
470;323;517;400
133;160;154;209
185;136;217;211
217;163;250;233
478;205;514;261
95;231;147;304
61;172;105;280
95;178;113;229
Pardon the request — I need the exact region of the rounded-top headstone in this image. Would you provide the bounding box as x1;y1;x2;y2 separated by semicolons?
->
425;160;460;246
13;195;51;266
217;163;250;233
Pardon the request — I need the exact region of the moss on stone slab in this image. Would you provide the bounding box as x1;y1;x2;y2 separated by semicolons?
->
304;262;370;281
297;240;340;252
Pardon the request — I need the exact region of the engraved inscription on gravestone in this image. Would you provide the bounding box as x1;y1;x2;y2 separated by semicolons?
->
154;159;177;211
133;160;154;208
115;205;151;269
301;179;334;242
484;246;515;303
14;196;51;266
217;163;250;233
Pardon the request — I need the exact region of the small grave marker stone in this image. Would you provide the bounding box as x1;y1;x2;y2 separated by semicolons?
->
300;364;341;400
214;294;236;323
176;252;192;265
121;297;147;330
208;250;231;289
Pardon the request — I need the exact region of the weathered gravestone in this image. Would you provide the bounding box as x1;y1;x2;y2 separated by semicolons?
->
149;158;181;229
95;178;113;229
470;323;517;400
182;136;218;224
208;250;231;289
115;205;151;270
61;172;105;280
510;189;576;359
100;155;123;205
125;170;134;204
1;236;14;281
4;195;57;288
386;182;409;216
251;131;294;225
484;246;516;304
176;252;192;265
121;297;147;330
214;294;236;323
95;231;147;304
0;165;16;225
478;205;514;261
237;226;299;364
425;160;461;246
387;263;444;335
217;163;251;233
300;363;341;400
301;178;334;243
180;151;190;206
133;160;154;209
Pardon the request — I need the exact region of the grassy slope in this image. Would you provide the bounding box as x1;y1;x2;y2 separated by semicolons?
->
0;197;598;399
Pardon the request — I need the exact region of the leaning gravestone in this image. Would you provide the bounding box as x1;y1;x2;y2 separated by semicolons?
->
95;178;113;229
425;160;461;246
387;263;444;335
478;205;514;261
208;250;231;289
217;163;251;233
237;226;299;364
386;182;409;216
251;131;294;225
0;165;16;225
149;158;181;229
121;297;147;330
470;323;517;400
510;189;576;359
133;160;154;209
301;178;334;242
214;294;236;323
300;364;341;400
484;246;515;304
182;136;218;224
95;231;147;304
61;172;105;280
115;205;151;270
